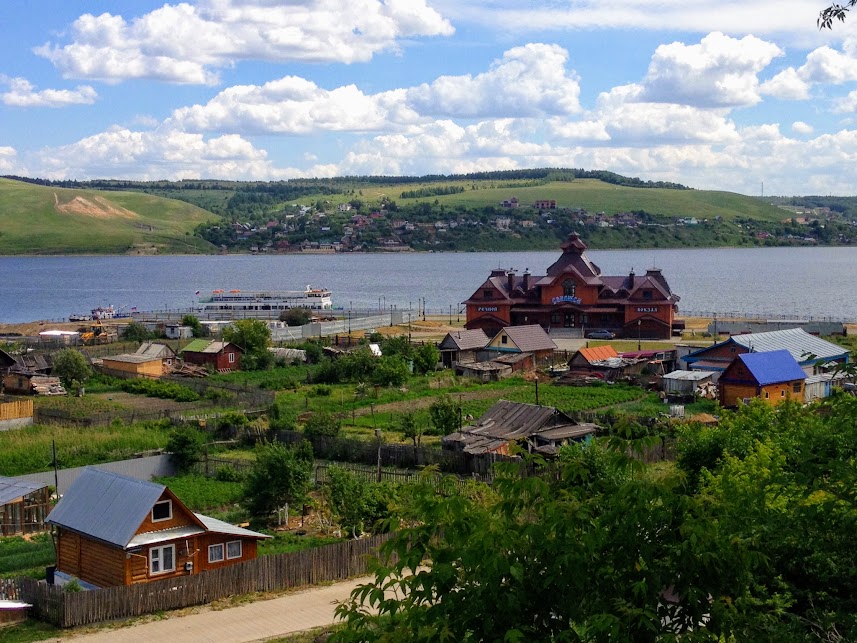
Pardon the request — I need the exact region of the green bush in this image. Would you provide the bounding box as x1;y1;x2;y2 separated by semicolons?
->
215;465;245;483
304;410;342;438
314;385;332;397
117;378;200;402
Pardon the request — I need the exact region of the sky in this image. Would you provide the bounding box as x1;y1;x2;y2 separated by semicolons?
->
4;1;857;195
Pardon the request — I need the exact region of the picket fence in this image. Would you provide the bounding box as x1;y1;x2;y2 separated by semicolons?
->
8;533;392;628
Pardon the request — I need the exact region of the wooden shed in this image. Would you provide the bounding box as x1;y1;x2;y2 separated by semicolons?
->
718;350;806;408
0;476;51;536
439;329;489;368
46;468;269;588
484;324;557;362
101;354;166;379
0;398;33;430
180;340;243;371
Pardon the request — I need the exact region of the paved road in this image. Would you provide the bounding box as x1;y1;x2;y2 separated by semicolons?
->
61;575;373;643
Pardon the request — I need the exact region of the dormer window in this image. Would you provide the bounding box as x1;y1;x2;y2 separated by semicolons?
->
562;279;576;298
152;500;172;522
483;289;492;299
643;290;653;299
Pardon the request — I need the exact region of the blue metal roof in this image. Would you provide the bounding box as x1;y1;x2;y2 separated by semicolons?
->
737;350;806;386
0;476;47;506
46;468;166;549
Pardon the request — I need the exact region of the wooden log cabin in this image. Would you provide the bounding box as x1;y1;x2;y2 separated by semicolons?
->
46;468;269;588
463;233;681;339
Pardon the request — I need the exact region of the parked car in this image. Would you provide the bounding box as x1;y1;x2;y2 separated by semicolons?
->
586;329;615;339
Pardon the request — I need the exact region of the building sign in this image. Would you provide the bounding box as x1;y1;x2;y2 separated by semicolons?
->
477;306;498;312
551;296;582;305
636;307;658;313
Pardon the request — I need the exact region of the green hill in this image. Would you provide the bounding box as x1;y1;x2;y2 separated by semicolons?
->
0;178;217;255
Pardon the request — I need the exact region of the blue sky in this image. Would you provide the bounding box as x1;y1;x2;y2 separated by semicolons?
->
3;1;857;195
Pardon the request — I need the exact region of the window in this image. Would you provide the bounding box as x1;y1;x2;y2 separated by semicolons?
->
550;313;560;324
228;352;235;364
483;289;492;299
501;335;508;344
793;382;802;393
208;543;224;563
150;544;175;575
764;391;769;399
226;541;242;559
781;390;786;397
151;500;172;522
643;290;653;299
562;279;576;298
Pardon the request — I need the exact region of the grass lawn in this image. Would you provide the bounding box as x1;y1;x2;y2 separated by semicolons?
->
0;619;63;643
0;533;55;580
154;475;245;512
258;531;342;556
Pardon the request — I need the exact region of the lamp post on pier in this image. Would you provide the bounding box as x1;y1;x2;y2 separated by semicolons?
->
637;319;642;351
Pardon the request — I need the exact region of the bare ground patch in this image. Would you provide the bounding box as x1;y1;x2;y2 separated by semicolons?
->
54;193;139;220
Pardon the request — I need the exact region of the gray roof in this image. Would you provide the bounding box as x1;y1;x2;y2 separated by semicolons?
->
443;400;592;454
728;328;846;363
46;468;268;550
662;370;717;382
0;476;47;506
136;343;175;359
46;468;166;549
440;329;489;351
102;353;162;364
496;325;557;353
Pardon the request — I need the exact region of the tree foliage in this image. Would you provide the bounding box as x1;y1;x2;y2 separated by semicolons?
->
121;320;152;343
166;427;206;473
244;441;313;519
325;465;397;538
334;396;857;641
428;395;459;435
280;307;313;326
819;1;857;28
222;318;272;370
303;410;342;438
51;348;92;388
412;343;439;375
181;314;205;338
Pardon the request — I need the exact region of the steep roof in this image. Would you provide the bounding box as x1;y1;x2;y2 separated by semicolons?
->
440;329;489;351
728;328;846;363
735;350;807;386
46;468;267;549
577;345;619;363
46;468;171;549
136;343;175;359
0;476;47;506
498;325;557;352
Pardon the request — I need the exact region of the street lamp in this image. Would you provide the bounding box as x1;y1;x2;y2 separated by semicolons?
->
637;319;642;351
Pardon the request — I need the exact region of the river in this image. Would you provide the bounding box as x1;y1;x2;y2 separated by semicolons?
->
1;246;855;324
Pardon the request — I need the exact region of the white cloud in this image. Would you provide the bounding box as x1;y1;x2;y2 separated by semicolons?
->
0;147;17;173
35;0;454;85
792;121;814;134
638;32;783;108
1;77;97;107
30;126;290;180
760;68;811;100
432;1;831;44
833;89;857;112
169;43;581;135
405;43;581;117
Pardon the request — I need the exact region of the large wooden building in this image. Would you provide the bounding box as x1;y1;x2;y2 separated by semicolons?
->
464;233;681;339
46;468;269;588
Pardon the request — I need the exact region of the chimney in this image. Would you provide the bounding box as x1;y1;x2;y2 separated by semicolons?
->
507;270;515;294
523;268;531;291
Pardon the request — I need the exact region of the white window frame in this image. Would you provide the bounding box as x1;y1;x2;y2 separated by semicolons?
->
149;544;176;575
208;543;225;563
226;540;242;560
228;352;235;363
151;499;172;523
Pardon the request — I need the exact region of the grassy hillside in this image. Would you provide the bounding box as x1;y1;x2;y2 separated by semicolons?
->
0;178;217;255
346;179;787;223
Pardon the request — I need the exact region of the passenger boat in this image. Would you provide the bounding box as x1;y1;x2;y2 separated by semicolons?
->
197;286;333;317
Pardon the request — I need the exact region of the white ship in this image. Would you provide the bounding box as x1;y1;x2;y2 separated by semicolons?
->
198;286;333;316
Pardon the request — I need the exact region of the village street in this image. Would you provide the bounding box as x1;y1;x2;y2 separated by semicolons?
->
55;575;373;643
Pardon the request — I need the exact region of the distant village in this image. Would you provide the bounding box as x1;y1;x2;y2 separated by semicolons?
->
202;197;857;254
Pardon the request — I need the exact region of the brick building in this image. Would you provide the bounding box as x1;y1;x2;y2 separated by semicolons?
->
464;233;681;339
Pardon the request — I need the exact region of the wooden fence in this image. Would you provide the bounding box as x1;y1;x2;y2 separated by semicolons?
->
10;533;392;628
0;398;33;421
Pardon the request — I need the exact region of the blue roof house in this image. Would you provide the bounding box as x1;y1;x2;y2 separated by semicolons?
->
718;349;807;407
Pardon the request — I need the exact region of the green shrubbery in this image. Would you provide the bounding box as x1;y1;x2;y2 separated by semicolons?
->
117;378;200;402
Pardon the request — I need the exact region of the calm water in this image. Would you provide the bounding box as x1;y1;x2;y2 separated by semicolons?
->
1;246;855;324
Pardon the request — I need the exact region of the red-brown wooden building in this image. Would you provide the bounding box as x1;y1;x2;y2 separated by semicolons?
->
180;340;243;371
464;233;681;339
46;468;269;588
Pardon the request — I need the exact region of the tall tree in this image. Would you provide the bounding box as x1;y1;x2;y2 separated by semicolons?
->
51;349;92;388
244;441;313;520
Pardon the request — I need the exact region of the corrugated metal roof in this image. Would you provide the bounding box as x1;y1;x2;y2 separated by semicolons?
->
578;345;618;362
102;354;161;364
195;514;271;539
728;328;846;363
737;350;806;386
0;476;47;506
127;525;205;548
663;370;717;382
440;329;489;351
46;468;166;549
